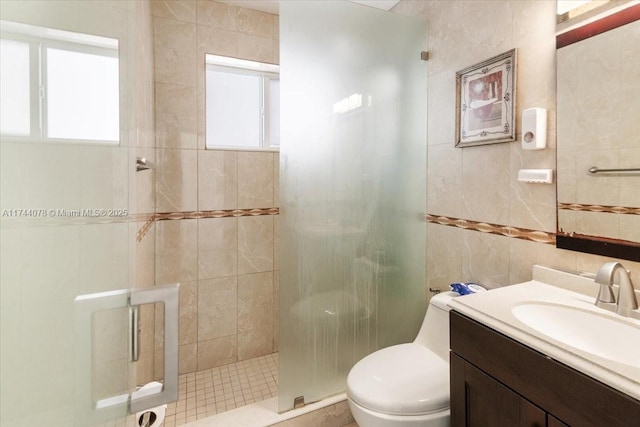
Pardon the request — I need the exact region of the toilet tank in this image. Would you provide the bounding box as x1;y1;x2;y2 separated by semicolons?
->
413;291;457;362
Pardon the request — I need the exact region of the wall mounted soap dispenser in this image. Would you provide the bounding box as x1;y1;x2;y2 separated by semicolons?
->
522;108;547;150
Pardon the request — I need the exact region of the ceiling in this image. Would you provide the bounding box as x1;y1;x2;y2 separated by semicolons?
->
216;0;401;15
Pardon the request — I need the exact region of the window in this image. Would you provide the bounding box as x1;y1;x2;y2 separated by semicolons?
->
205;54;279;150
0;21;119;144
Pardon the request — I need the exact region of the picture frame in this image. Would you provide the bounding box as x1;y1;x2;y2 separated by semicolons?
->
455;49;517;148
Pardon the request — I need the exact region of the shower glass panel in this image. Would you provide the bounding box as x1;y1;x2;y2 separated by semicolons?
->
0;1;156;425
279;1;427;412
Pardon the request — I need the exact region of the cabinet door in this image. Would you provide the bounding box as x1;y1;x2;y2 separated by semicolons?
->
548;415;569;427
451;353;546;427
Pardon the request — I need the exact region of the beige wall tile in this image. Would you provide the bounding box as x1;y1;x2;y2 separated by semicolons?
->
575;211;619;239
238;151;274;208
238;327;273;360
237;33;275;63
621;148;640;207
153;15;196;55
155;84;198;149
238;216;274;274
156;219;198;283
179;343;198;375
427;143;463;217
179;280;198;345
197;24;238;57
196;0;237;30
155;44;197;87
620;215;640;243
238;272;273;333
461;143;510;225
197;335;237;370
156;148;198;212
151;0;197;22
508;137;557;233
198;277;238;341
198;217;238;279
236;7;275;38
198;150;238;211
461;228;510;289
154;348;164;381
426;71;456;146
426;223;463;291
508;238;576;285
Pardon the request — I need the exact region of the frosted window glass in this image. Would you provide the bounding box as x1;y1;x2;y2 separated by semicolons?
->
46;47;119;141
279;1;427;412
206;69;261;148
269;79;280;147
0;39;30;136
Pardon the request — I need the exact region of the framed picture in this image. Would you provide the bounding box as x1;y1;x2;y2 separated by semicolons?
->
455;49;517;147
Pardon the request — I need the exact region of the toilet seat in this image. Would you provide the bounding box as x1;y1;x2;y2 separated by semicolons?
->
347;343;449;416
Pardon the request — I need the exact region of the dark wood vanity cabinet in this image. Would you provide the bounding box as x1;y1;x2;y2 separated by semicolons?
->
450;311;640;427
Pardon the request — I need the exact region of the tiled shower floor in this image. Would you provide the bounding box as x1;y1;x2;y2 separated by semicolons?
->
163;353;279;427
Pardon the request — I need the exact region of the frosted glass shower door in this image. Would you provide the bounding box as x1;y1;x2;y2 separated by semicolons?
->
279;1;427;412
0;1;172;426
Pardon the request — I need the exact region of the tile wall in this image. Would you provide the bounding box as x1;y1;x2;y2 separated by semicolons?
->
392;0;639;289
150;0;280;376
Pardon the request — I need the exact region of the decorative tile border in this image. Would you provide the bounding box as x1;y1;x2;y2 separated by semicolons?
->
155;207;279;221
139;209;556;246
426;214;556;245
136;214;156;244
558;203;640;216
136;208;280;244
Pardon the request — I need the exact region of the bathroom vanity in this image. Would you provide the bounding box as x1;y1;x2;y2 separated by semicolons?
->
448;267;640;426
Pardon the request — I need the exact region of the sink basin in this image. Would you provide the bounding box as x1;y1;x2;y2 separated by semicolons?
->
512;302;640;368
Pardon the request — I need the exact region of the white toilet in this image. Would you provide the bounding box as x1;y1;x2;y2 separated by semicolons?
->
346;291;457;427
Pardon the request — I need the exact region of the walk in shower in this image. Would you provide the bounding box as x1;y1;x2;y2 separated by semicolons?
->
0;1;426;426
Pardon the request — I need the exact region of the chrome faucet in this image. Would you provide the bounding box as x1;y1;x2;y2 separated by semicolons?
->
594;262;640;320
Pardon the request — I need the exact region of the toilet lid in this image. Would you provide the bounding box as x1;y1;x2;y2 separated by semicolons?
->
347;343;449;416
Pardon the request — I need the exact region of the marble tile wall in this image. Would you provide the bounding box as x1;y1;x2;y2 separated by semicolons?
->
392;0;639;290
151;0;280;376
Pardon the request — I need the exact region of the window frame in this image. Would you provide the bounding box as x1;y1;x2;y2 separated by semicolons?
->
205;54;280;151
0;24;120;145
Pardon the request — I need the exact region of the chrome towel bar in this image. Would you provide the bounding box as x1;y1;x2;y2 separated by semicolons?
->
588;166;640;174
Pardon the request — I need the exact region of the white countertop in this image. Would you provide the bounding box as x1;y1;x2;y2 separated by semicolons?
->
449;279;640;401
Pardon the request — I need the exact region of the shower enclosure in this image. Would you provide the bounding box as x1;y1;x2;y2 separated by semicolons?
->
279;1;427;412
0;0;427;425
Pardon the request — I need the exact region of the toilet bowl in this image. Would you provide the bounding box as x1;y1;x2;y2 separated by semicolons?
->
346;291;457;427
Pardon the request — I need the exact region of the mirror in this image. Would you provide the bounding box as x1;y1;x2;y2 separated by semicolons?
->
556;6;640;261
